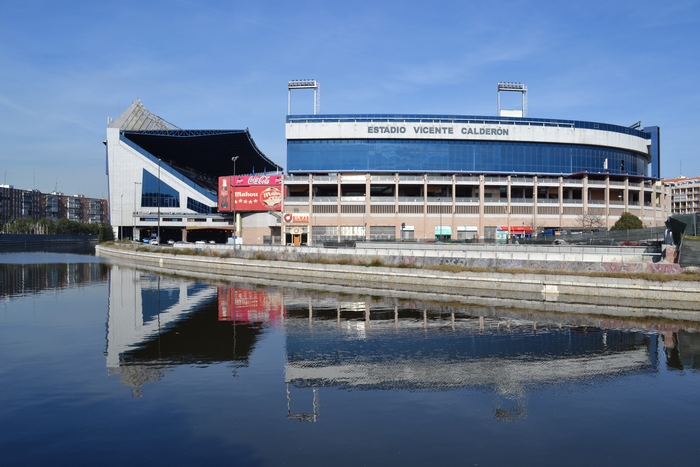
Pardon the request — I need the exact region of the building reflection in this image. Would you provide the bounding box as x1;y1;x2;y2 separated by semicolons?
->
282;301;659;422
104;269;700;420
105;266;266;396
0;262;107;299
663;330;700;370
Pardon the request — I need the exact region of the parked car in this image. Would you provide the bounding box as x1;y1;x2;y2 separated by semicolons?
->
150;239;159;246
167;239;175;245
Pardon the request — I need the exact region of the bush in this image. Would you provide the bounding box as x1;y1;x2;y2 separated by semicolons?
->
611;212;643;231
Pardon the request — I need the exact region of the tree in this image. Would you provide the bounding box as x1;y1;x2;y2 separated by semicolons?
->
1;217;37;234
97;223;114;243
576;212;606;233
38;218;56;234
610;212;643;231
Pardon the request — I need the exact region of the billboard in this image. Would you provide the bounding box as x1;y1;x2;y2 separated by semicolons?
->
218;176;283;211
232;174;282;187
217;287;285;324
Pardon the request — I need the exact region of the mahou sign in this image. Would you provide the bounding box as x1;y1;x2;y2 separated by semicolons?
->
218;175;283;211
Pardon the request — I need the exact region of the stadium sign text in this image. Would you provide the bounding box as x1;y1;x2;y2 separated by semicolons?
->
367;125;509;136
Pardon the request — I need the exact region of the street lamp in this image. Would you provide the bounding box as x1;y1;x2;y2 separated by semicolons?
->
231;156;239;244
157;158;161;243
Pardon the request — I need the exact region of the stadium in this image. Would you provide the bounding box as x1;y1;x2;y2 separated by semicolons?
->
107;83;669;246
282;81;667;245
106;99;282;243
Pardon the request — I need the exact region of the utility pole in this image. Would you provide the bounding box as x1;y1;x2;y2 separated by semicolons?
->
157;158;161;243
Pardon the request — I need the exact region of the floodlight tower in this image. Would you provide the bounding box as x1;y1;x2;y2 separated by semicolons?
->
288;79;320;115
497;82;528;118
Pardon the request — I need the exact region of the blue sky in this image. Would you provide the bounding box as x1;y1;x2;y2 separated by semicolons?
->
1;0;699;198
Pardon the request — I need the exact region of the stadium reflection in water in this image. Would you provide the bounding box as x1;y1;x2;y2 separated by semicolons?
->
104;265;699;422
0;255;107;299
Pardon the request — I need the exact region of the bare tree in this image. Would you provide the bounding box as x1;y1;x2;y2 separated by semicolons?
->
576;212;606;233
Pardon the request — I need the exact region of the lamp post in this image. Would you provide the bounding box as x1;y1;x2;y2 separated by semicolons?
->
134;181;141;241
506;205;511;244
231;156;239;245
157;158;161;243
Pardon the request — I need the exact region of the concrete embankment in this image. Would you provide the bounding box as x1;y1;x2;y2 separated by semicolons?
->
96;245;700;320
0;234;97;253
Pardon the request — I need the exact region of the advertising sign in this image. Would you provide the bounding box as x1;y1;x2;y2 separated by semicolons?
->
218;176;230;210
232;175;282;187
283;213;309;224
219;175;283;211
233;186;282;212
217;287;285;324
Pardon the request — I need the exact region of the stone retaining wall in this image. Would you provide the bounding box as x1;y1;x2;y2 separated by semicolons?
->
97;245;700;318
172;242;681;274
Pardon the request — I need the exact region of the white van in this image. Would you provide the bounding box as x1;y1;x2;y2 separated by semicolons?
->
226;236;243;245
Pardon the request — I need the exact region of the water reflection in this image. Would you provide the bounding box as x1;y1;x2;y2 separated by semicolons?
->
106;266;268;395
104;267;700;423
0;256;107;299
282;304;655;423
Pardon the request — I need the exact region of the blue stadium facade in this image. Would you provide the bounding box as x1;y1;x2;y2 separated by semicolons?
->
287;114;658;178
282;113;667;245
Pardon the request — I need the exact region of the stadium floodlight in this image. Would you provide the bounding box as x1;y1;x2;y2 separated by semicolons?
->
288;79;320;115
288;79;318;89
497;82;528;118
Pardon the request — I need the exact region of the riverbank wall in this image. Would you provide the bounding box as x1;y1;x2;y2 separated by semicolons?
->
0;234;97;254
96;245;700;319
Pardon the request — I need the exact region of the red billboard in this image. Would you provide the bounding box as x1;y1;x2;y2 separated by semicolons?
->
233;175;282;187
219;175;283;211
218;287;286;324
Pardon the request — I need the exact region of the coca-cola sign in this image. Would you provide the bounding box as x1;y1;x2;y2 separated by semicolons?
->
233;175;282;187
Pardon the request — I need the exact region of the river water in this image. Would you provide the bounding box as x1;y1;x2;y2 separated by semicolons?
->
1;252;699;466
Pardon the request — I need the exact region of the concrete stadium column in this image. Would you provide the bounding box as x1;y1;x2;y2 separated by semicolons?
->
507;175;512;239
583;174;589;214
558;177;564;230
639;179;646;224
533;176;539;232
624;177;629;210
336;175;341;242
451;174;456;234
605;175;611;227
651;182;658;225
182;228;187;242
478;175;485;238
308;174;313;245
394;173;399;239
365;173;370;241
423;174;428;241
